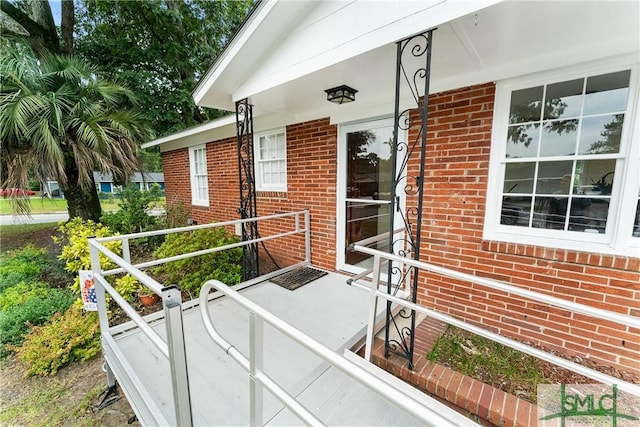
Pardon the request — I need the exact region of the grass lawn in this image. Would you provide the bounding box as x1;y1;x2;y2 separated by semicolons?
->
0;223;60;254
0;198;119;215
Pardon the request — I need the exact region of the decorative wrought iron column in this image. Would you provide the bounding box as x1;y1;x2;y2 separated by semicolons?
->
236;99;260;281
385;29;434;369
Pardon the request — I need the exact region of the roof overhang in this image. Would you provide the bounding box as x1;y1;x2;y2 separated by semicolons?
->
194;0;639;119
150;0;639;150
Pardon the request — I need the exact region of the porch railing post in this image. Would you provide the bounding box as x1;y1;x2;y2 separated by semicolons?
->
121;237;131;263
89;239;109;334
162;286;193;427
89;239;115;387
364;254;382;362
304;210;311;264
249;313;264;427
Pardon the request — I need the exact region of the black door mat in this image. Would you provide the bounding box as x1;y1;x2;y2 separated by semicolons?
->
271;267;328;291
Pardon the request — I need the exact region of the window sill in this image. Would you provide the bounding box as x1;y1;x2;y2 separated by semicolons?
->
480;239;639;271
256;191;287;199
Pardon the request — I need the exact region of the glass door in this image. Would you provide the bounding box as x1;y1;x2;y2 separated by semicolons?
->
337;118;402;272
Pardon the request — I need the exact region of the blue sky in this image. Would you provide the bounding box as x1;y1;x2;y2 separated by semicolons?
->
51;0;61;25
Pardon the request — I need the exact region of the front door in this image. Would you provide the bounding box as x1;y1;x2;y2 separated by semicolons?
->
337;118;403;273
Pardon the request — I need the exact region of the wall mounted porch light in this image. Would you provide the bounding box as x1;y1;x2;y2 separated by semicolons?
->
325;85;358;104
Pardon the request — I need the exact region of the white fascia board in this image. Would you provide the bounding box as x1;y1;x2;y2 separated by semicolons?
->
232;0;502;103
192;0;276;106
142;115;236;150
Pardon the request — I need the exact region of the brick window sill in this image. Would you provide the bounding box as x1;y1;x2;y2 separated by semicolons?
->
481;240;639;271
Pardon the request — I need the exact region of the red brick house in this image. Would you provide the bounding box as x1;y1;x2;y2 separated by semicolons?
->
144;0;640;376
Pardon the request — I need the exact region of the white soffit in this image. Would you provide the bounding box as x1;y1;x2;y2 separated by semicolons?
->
195;0;501;110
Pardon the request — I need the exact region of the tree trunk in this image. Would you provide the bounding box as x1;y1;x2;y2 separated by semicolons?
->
60;0;75;55
61;152;102;221
61;180;102;222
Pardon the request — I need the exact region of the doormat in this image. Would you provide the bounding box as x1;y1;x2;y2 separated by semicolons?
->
271;267;328;291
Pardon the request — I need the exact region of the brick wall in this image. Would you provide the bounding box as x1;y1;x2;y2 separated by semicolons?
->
161;119;339;271
161;85;639;375
410;83;640;375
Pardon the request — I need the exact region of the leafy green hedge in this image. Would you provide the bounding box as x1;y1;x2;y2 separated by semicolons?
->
15;303;100;376
152;227;242;296
0;246;47;292
0;288;75;355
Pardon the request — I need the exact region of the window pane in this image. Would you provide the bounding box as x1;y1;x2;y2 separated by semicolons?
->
504;163;535;193
569;198;609;233
578;114;623;154
584;70;630;115
501;196;531;226
576;159;615;196
539;119;579;156
536;161;573;194
506;124;540;158
544;78;583;119
533;196;564;229
509;86;543;124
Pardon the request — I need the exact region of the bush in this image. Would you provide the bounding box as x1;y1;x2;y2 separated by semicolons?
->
0;246;47;292
0;281;50;311
0;288;75;355
14;304;100;376
156;200;189;229
152;227;242;296
100;184;161;234
53;218;122;294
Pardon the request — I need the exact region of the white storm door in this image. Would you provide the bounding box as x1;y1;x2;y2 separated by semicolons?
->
337;118;405;274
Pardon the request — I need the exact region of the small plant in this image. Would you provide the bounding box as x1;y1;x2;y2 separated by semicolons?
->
152;227;242;297
157;200;190;229
590;171;614;195
0;288;75;355
114;274;140;302
0;245;47;292
0;281;49;311
14;303;100;376
100;184;162;234
53;218;122;294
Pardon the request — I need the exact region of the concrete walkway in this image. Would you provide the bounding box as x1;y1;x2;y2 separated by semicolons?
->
0;213;68;225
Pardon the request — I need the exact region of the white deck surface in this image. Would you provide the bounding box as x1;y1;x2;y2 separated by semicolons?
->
110;270;428;426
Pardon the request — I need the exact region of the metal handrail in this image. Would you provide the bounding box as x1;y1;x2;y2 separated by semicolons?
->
350;244;640;397
87;210;312;426
352;244;639;328
199;280;476;427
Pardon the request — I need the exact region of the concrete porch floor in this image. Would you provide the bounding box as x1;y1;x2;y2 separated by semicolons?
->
106;269;465;426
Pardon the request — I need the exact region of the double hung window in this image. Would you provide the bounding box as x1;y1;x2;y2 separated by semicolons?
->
485;60;639;254
255;130;286;191
189;145;209;206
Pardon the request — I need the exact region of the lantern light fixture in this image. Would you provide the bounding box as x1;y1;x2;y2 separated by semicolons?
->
325;85;358;105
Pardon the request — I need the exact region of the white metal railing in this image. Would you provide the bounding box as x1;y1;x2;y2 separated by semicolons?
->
88;210;312;426
199;280;477;427
350;244;640;397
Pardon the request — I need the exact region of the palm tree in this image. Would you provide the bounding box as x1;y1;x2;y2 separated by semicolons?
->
0;45;149;220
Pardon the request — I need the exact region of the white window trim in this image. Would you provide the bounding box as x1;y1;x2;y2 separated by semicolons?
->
254;128;287;192
484;55;640;256
189;145;209;207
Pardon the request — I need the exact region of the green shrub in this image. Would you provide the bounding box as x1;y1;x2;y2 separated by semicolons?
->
152;228;242;296
156;200;189;229
53;218;123;294
100;184;161;234
0;288;75;354
15;304;100;376
0;281;50;311
0;245;47;292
